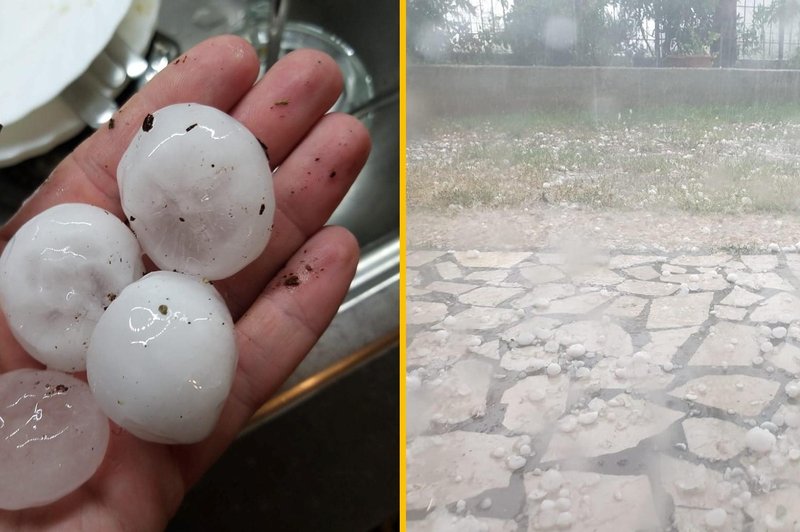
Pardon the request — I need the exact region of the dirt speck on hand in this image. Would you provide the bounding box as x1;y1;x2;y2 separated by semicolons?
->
284;273;300;287
142;113;154;132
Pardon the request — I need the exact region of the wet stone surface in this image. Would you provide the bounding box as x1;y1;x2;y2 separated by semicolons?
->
407;249;800;530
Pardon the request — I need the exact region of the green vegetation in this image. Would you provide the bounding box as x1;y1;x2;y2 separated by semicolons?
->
408;103;800;213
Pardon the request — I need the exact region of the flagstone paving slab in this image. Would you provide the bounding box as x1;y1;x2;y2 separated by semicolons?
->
669;374;780;417
501;375;570;435
453;251;531;269
624;265;661;281
519;265;565;285
682;417;748;461
688;321;762;367
524;471;659;532
720;285;765;307
647;292;714;329
459;286;525;307
542;395;683;461
407;431;517;510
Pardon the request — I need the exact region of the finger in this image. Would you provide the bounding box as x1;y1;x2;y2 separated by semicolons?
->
219;113;370;317
177;225;359;485
229;48;344;168
0;35;260;240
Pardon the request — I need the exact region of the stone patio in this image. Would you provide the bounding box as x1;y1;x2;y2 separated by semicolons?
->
407;249;800;531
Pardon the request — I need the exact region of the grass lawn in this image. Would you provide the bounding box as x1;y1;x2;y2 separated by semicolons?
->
408;103;800;214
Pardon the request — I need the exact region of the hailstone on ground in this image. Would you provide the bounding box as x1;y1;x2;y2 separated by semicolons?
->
117;103;275;280
0;369;109;510
0;203;144;371
86;271;237;444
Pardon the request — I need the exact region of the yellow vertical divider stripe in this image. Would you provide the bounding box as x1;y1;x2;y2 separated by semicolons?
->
399;0;408;529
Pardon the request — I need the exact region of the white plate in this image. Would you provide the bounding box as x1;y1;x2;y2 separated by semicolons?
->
0;0;160;168
0;0;133;124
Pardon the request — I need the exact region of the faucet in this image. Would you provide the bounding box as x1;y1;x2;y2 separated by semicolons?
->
247;0;290;76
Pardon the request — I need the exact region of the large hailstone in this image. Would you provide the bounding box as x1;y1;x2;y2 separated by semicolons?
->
0;369;109;510
117;103;275;280
0;203;144;371
86;271;237;444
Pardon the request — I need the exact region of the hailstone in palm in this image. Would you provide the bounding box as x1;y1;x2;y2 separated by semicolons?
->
0;203;144;371
86;271;237;444
117;103;275;280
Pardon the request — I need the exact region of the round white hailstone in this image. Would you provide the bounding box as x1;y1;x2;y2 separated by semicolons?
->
517;332;535;346
87;271;237;444
433;330;448;342
0;203;144;372
533;298;550;309
566;343;586;358
785;381;800;399
478;497;492;510
455;499;466;514
760;342;774;354
541;469;564;492
574;367;591;379
118;103;275;280
588;398;606;412
704;508;727;529
726;273;738;283
556;497;571;510
0;369;109;510
761;422;779;433
528;389;546;402
556;512;575;529
768;243;780;253
558;415;578;433
789;449;800;461
578;411;599;425
506;455;526;471
745;427;776;454
466;249;480;259
662;362;674;372
519;444;533;456
406;373;422;390
772;327;788;339
546;362;562;376
491;446;506;458
544;340;559;353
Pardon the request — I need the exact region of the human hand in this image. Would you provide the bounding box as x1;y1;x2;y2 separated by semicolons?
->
0;35;370;530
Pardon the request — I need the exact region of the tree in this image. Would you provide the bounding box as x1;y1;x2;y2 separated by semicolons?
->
503;0;622;66
407;0;475;62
